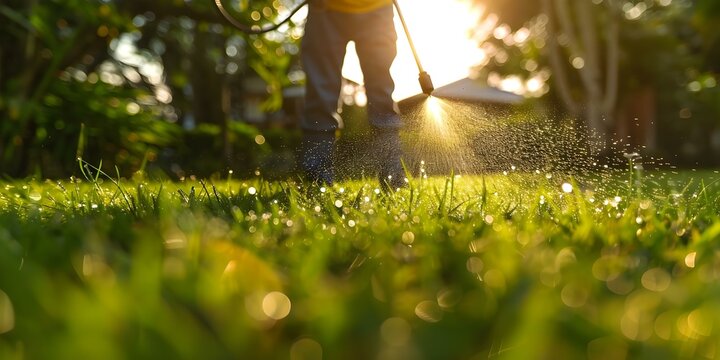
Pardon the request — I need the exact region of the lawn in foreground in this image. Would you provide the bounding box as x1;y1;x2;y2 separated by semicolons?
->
1;170;720;359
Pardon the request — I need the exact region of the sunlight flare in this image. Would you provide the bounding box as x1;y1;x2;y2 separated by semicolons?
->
342;0;486;100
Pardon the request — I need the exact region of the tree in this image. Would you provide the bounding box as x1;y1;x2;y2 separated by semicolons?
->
541;0;620;141
0;0;301;177
476;0;720;162
0;0;142;176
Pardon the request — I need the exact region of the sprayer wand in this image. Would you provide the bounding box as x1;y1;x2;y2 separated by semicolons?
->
392;0;434;95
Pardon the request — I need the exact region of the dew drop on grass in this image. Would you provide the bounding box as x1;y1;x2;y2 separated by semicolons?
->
248;187;257;195
334;200;343;208
401;231;415;245
685;252;696;268
562;183;573;193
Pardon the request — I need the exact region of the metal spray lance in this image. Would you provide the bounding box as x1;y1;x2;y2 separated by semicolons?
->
392;0;434;95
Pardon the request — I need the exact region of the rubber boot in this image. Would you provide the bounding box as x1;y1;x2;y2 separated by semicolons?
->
373;128;406;191
300;131;335;185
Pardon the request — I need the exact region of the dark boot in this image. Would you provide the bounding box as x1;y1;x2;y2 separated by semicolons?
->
300;130;335;185
373;128;406;191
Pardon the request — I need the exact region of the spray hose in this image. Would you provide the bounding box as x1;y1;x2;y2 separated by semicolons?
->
213;0;309;35
213;0;434;95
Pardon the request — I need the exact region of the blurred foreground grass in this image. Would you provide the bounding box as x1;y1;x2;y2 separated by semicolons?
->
1;169;720;359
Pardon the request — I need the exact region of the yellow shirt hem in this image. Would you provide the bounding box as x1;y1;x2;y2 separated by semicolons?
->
324;0;392;14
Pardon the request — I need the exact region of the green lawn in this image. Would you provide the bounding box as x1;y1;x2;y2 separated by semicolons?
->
1;169;720;359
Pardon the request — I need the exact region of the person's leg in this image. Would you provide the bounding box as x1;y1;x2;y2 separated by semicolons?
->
352;6;405;189
300;6;348;184
352;5;400;130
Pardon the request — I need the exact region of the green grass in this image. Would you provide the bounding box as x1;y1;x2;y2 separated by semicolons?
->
1;168;720;359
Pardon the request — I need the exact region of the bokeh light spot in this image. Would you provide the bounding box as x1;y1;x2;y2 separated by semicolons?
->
380;317;411;346
641;268;671;292
262;291;291;320
290;338;323;360
415;300;443;323
561;282;589;308
0;290;14;334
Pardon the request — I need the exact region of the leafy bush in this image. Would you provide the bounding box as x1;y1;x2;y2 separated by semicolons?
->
38;79;180;177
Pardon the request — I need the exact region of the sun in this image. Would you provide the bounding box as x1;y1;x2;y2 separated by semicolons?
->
341;0;487;101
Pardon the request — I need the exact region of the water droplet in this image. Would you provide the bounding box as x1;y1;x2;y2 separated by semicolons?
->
685;252;696;268
401;231;415;245
262;291;291;320
248;187;257;195
562;183;573;193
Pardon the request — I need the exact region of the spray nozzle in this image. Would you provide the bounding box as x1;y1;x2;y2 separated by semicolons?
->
418;71;434;95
